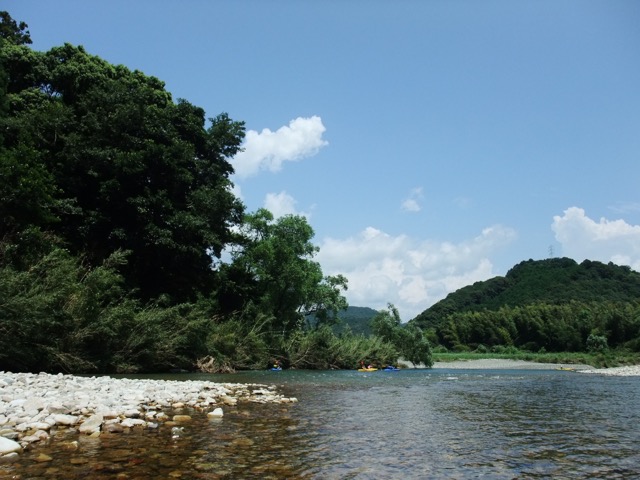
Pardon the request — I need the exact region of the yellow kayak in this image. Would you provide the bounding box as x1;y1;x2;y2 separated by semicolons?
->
358;368;378;372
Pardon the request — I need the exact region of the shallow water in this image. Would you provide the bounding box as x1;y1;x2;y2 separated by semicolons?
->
2;368;639;479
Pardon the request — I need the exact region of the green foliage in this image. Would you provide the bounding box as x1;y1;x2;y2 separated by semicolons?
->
0;243;214;373
372;303;433;367
311;306;378;336
398;323;434;367
429;301;640;354
586;333;608;353
284;325;397;370
220;209;348;336
1;39;245;302
0;11;32;46
412;258;640;330
411;258;640;356
199;314;272;372
0;17;373;373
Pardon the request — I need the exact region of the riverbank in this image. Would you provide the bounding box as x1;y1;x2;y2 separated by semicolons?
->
432;358;591;370
0;371;296;463
432;358;640;375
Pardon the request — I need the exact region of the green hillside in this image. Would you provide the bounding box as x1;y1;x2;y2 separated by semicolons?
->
306;306;379;336
412;258;640;330
410;258;640;353
334;306;379;336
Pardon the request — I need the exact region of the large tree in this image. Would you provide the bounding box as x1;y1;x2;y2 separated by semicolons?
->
372;303;433;367
219;209;348;336
1;35;245;301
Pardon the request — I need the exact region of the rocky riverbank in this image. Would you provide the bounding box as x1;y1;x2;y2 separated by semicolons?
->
577;365;640;376
0;371;296;463
432;358;640;376
432;358;592;370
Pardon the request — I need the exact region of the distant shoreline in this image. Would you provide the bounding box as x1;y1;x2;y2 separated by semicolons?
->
430;358;590;370
428;358;640;376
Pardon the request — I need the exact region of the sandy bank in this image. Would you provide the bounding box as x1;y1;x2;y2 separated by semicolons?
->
432;358;591;370
431;358;640;376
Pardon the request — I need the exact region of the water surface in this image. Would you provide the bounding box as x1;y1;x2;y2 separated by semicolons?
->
3;368;639;479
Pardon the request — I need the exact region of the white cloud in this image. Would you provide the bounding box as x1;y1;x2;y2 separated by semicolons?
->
231;116;328;178
552;207;640;271
401;187;423;212
316;224;516;321
264;191;310;219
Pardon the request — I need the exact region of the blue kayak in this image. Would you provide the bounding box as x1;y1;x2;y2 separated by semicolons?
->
382;367;400;371
270;367;282;371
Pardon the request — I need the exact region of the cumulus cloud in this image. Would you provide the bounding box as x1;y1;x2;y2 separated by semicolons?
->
552;207;640;271
401;187;423;212
263;191;310;219
316;224;517;321
231;116;328;178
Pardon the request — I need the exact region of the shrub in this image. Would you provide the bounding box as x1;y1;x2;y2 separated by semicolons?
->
586;333;608;353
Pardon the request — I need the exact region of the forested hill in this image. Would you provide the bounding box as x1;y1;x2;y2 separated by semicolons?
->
334;306;379;336
411;258;640;331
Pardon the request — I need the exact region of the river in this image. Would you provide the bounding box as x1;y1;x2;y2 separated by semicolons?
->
2;368;639;479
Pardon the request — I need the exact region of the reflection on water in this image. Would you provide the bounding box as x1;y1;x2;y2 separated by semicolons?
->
2;369;639;479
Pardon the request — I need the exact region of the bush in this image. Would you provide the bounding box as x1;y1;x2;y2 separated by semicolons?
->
586;333;608;353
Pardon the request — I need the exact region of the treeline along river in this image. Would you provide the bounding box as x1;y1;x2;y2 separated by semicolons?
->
3;369;639;479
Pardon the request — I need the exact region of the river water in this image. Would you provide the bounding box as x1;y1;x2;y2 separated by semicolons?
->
2;368;639;479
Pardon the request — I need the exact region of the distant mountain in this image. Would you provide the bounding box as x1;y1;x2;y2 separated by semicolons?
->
305;306;379;336
411;257;640;331
334;306;379;335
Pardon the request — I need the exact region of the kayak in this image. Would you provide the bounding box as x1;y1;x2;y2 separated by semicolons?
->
357;368;378;372
270;367;282;371
382;367;400;371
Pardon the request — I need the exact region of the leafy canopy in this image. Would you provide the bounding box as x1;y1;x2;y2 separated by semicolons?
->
1;35;245;301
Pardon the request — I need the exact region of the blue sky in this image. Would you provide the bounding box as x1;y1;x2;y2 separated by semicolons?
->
7;1;640;320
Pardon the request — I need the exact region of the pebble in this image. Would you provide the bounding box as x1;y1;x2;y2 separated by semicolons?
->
0;371;298;462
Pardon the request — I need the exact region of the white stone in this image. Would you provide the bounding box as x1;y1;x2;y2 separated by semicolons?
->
79;414;103;434
208;408;224;418
120;418;146;428
30;422;51;431
46;402;69;414
23;398;45;413
8;399;26;408
221;395;237;406
0;436;22;455
53;414;79;426
124;409;140;418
